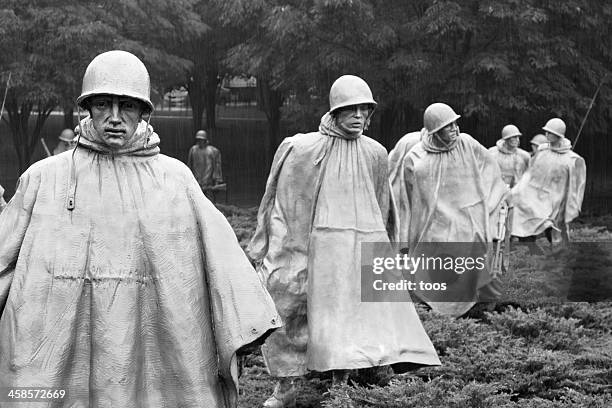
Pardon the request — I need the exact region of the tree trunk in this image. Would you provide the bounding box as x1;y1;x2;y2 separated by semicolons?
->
378;105;396;150
187;35;218;134
6;97;54;173
257;77;284;169
63;105;74;130
204;65;218;130
187;69;206;133
5;97;29;173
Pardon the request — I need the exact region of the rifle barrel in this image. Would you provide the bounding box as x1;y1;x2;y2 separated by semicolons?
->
0;72;11;121
574;75;607;148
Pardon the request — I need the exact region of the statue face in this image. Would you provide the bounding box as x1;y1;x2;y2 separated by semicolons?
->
335;104;371;135
545;131;562;144
195;130;209;146
89;95;143;150
505;136;520;149
437;121;459;143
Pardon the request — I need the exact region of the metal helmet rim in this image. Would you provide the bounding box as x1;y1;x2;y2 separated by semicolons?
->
423;103;461;135
501;124;522;139
59;129;76;142
76;50;154;112
542;118;566;138
530;134;548;146
329;75;377;113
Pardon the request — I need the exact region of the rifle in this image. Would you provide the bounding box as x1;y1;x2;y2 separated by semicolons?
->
40;138;52;157
492;200;512;278
0;72;11;122
0;73;11;198
574;75;607;148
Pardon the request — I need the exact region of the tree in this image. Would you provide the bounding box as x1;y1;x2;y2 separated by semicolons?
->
119;0;214;132
0;0;205;172
215;0;612;152
0;1;97;172
182;1;236;133
217;0;299;164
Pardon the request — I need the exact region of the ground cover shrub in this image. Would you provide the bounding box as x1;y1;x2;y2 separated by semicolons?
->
321;378;517;408
217;204;258;249
539;302;612;331
227;212;612;407
486;307;591;351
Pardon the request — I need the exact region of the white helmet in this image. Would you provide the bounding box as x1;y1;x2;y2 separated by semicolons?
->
77;50;153;112
195;130;208;140
530;134;548;146
423;103;461;135
542;118;566;138
329;75;377;113
59;128;75;142
501;124;521;139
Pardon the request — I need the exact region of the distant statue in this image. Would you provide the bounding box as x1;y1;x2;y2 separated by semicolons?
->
511;118;586;244
391;102;509;317
529;134;548;156
53;128;76;155
187;130;225;201
488;124;531;188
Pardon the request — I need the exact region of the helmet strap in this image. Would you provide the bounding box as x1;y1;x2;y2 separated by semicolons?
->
143;112;152;149
433;131;453;150
67;105;83;211
364;106;376;131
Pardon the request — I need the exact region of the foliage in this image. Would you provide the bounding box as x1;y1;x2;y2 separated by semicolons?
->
216;204;259;249
4;0;612;168
0;0;204;172
215;0;612;150
222;214;612;408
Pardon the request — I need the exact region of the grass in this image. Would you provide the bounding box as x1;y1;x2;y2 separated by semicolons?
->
218;208;612;408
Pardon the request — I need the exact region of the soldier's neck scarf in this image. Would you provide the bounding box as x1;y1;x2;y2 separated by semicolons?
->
549;137;572;153
421;128;460;153
497;139;516;154
77;117;160;156
319;112;363;140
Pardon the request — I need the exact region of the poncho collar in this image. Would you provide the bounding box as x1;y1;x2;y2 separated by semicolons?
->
550;138;573;153
538;138;572;154
77;117;161;156
421;128;460;153
319;112;362;140
496;138;517;154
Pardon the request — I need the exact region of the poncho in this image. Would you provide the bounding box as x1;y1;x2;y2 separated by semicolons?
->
400;132;508;317
0;118;280;408
0;184;6;214
248;113;440;377
510;138;586;237
488;139;531;187
388;130;424;240
187;144;224;190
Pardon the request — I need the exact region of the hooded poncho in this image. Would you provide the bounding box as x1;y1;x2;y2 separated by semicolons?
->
0;118;280;408
247;113;440;377
510;138;586;237
0;184;6;214
187;144;224;190
388;130;424;239
488;139;531;187
399;132;509;317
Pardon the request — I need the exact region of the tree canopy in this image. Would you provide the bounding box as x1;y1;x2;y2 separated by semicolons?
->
0;0;206;172
217;0;611;147
1;0;611;171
